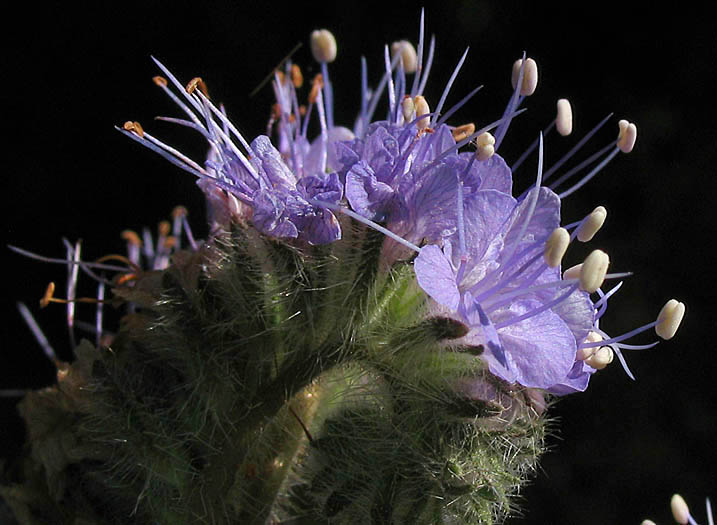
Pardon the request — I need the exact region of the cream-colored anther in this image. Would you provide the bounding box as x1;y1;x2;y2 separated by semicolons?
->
577;331;603;361
585;346;613;370
556;98;573;136
451;123;475;142
413;95;430;130
391;40;418;73
310;29;337;63
576;206;607;242
544;227;570;268
401;96;415;123
475;132;496;161
671;494;690;525
579;249;609;293
655;299;686;340
563;263;582;280
617;119;637;153
511;57;538;96
640;520;657;525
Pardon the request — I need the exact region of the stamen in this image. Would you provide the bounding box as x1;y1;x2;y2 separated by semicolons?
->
585;346;614;370
413;95;430;130
123;121;144;138
672;494;690;525
391;40;418;73
402;95;415;123
511;57;538;96
40;282;56;308
310;29;337;63
617;119;638;153
475;131;495;161
451;123;475;142
576;205;607;242
290;64;303;88
186;77;209;98
152;75;168;87
563;263;581;280
655;299;686;340
577;331;603;360
579;249;609;293
556;98;573;136
543;227;570;267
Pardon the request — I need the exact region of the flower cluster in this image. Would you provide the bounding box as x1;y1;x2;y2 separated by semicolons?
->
120;12;684;395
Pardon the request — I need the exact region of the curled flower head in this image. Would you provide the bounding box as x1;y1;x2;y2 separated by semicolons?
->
120;11;684;394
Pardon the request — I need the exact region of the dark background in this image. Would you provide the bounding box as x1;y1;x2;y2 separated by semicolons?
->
2;2;715;524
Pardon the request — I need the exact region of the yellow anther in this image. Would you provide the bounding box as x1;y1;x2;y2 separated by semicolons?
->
475;132;496;161
310;29;337;63
576;205;607;242
123;121;144;138
543;227;570;268
413;95;430;130
451;123;475;142
556;98;573;136
617;119;637;153
290;64;303;88
579;249;610;293
186;77;209;98
391;40;418;73
655;299;686;340
511;57;538;96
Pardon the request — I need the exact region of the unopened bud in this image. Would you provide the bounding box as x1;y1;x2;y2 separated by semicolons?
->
655;299;685;340
576;206;607;242
511;57;538;96
391;40;418;73
671;494;690;525
544;227;570;268
579;249;609;293
617;119;637;153
475;132;496;161
556;98;573;136
310;29;337;63
413;95;430;130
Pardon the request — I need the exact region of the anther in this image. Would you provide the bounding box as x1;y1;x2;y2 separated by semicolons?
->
451;123;475;142
671;494;690;525
158;220;171;237
413;95;430;130
185;77;209;98
402;95;415;123
511;57;538;96
309;74;324;104
544;227;570;268
152;75;168;87
655;299;686;340
171;205;188;219
40;282;56;308
640;521;657;525
310;29;337;63
585;346;614;370
556;98;573;136
579;249;610;293
290;64;303;88
121;230;142;246
617;119;637;153
576;205;607;242
123;121;144;138
577;331;603;361
391;40;418;73
563;263;582;280
475;131;496;161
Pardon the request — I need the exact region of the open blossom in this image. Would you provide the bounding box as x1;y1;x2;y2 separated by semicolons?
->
120;12;684;394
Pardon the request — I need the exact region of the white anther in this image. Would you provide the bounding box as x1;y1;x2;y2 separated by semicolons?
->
579;249;610;293
544;227;570;268
576;206;607;242
655;299;686;340
671;494;690;525
585;346;614;370
577;331;603;361
511;57;538;96
617;119;637;153
402;96;415;123
563;263;582;280
640;520;657;525
310;29;337;63
475;131;496;161
391;40;418;73
556;98;573;136
413;95;431;130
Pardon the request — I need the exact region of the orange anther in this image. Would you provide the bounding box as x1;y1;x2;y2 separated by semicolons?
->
153;75;168;87
158;220;171;237
299;105;307;116
186;77;209;97
121;229;142;246
271;102;282;121
451;123;476;142
275;70;286;85
123;121;144;138
171;205;188;219
309;74;324;104
290;64;303;88
40;282;56;308
115;273;138;286
164;236;177;249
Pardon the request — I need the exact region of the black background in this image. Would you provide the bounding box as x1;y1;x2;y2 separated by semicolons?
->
2;2;715;524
